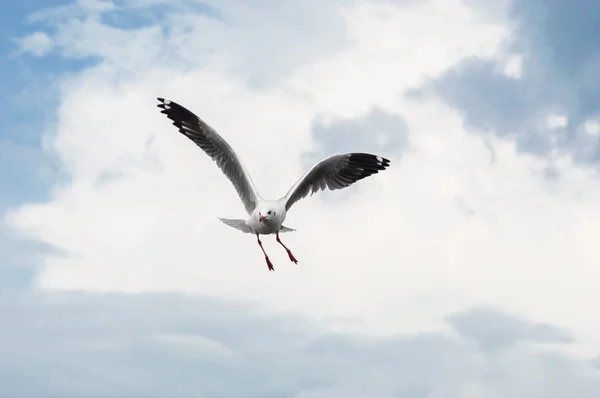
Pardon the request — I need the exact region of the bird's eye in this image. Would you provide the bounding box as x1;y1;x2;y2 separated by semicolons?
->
267;211;272;215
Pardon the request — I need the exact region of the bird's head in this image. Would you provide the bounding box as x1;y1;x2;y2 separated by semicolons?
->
258;209;276;223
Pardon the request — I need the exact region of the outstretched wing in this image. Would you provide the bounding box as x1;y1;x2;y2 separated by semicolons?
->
157;98;260;215
281;153;390;211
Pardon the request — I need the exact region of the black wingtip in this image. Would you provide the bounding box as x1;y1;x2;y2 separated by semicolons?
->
155;98;198;119
156;97;169;111
347;152;391;171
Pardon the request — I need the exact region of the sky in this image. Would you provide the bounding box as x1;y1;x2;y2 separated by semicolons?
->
2;0;600;396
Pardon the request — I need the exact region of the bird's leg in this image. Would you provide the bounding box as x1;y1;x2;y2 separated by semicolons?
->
256;234;274;271
276;231;298;264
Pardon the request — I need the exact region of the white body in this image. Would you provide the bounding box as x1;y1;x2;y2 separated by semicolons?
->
248;200;287;234
218;199;295;235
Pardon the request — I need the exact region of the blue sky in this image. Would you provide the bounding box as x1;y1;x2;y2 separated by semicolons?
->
2;0;600;396
0;0;71;290
0;1;63;207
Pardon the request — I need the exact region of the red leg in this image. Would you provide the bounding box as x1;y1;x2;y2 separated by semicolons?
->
256;234;274;271
276;231;298;264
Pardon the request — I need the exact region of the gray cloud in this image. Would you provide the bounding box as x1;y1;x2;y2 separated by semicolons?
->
414;0;600;167
448;306;574;351
309;108;409;157
2;292;599;398
300;108;408;203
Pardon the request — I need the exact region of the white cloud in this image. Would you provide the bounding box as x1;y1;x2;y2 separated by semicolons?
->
547;114;568;129
584;120;600;137
17;32;54;56
145;333;238;362
502;53;523;79
6;0;600;372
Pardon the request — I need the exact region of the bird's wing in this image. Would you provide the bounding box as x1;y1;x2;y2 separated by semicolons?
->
157;98;260;215
218;218;255;234
281;153;390;211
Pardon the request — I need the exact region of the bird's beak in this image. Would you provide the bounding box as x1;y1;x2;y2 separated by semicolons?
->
259;215;266;222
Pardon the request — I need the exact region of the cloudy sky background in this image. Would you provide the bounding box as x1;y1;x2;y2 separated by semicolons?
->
2;0;600;396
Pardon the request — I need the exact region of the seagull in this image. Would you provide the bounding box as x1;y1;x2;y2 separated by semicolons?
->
156;98;391;271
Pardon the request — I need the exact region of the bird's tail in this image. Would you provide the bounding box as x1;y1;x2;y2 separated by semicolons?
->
218;218;297;234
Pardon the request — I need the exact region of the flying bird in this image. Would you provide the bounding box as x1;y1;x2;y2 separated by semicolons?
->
156;98;390;271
